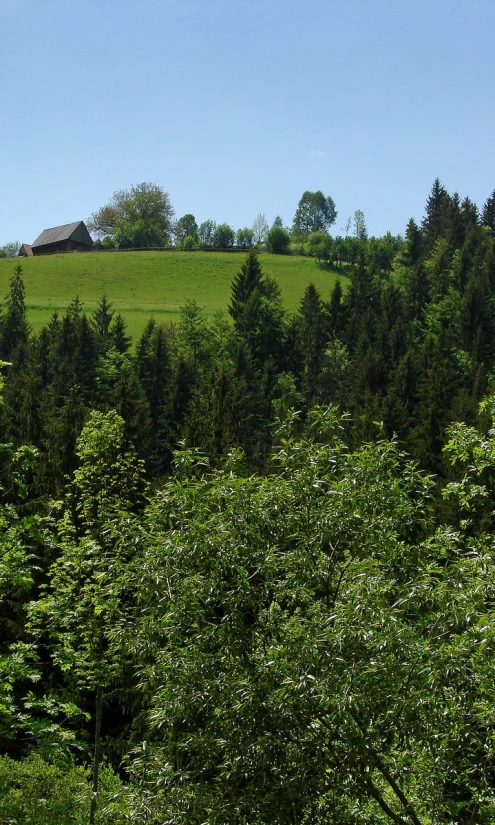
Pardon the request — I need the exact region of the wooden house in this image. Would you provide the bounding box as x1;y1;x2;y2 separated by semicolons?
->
31;221;93;255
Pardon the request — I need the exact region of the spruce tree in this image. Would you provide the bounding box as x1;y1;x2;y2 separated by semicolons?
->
298;283;328;404
0;265;29;362
109;313;131;354
229;250;265;328
481;188;495;233
91;294;114;354
421;178;451;249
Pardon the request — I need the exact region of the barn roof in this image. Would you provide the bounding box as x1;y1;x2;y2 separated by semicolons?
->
32;221;92;248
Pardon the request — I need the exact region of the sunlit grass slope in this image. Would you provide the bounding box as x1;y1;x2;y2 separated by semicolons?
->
0;251;346;340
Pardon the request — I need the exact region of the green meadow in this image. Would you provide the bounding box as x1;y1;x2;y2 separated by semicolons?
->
0;250;345;340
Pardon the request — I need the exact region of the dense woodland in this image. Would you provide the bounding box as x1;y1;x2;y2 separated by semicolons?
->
1;179;495;822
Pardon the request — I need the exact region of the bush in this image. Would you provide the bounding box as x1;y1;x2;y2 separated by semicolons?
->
0;754;130;824
180;234;198;251
306;231;332;262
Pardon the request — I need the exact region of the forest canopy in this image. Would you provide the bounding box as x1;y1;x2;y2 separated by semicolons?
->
1;178;495;822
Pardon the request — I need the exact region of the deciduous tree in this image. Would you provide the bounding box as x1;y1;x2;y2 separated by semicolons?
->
252;213;269;245
87;183;174;248
292;190;337;238
266;225;290;254
118;406;495;824
213;222;235;249
198;219;217;248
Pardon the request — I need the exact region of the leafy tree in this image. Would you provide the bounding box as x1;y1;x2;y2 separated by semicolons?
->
198;219;217;248
292;190;337;238
180;234;197;250
118;407;495;824
213;222;235;249
30;411;147;825
174;213;198;245
0;241;21;258
266;225;290;254
353;208;368;240
252;212;269;245
87;182;174;248
236;227;254;248
306;230;331;262
0;754;129;825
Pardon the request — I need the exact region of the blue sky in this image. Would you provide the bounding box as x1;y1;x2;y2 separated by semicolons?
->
1;0;494;245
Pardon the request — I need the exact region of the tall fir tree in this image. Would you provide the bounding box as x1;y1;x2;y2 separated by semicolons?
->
481;189;495;234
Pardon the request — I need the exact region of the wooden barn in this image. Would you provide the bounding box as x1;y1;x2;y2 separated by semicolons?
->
31;221;93;255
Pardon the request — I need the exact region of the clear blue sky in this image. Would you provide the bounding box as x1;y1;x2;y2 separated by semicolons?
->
1;0;494;245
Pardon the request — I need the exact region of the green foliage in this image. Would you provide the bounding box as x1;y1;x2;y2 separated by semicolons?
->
481;188;495;233
109;408;495;823
0;241;21;258
353;208;368;240
88;182;174;248
213;222;235;248
0;754;129;824
0;263;29;361
175;213;199;245
179;233;198;250
236;226;254;248
306;230;331;262
198;218;217;248
266;225;290;253
292;190;337;238
252;213;269;245
229;251;285;370
2;179;495;822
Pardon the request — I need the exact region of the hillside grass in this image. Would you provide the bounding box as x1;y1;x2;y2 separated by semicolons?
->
0;250;346;340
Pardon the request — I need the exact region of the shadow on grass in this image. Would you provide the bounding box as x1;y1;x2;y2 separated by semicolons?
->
316;261;352;278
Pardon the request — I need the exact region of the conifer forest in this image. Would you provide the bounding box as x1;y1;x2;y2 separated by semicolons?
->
2;180;495;823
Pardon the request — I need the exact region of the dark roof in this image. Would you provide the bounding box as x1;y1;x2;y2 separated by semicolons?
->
20;243;33;256
32;221;92;248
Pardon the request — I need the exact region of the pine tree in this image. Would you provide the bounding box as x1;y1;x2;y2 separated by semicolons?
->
327;279;345;339
343;249;380;351
421;178;451;249
0;265;29;362
401;219;423;267
481;189;495;233
298;283;328;404
109;313;131;354
229;251;265;328
91;294;114;354
459;268;494;367
229;252;285;371
135;321;172;473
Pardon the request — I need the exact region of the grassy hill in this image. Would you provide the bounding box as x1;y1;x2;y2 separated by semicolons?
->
0;250;346;340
